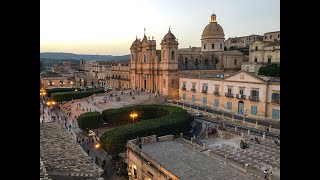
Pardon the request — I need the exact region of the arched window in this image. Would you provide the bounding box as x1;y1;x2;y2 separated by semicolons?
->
255;46;258;50
215;59;218;64
234;59;237;65
171;51;175;60
143;54;147;63
204;59;208;63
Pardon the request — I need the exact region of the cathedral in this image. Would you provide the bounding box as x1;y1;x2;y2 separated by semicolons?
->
130;13;244;97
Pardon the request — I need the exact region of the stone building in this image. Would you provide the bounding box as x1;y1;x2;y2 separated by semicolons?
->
263;31;280;42
224;34;263;48
41;72;76;89
179;70;280;120
105;60;130;90
129;13;244;97
127;135;258;180
40;122;104;179
241;39;280;74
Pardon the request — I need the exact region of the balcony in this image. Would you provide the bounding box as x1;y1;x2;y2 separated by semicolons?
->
236;94;246;100
213;91;220;96
202;89;207;94
181;87;186;91
249;96;259;102
191;88;196;92
225;92;234;98
271;99;280;104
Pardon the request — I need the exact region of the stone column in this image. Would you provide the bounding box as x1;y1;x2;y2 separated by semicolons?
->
247;130;250;135
203;142;206;150
262;132;266;140
255;121;258;128
180;133;183;139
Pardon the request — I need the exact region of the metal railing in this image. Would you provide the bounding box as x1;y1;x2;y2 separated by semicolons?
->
249;96;259;102
213;91;220;96
236;94;246;100
225;92;234;98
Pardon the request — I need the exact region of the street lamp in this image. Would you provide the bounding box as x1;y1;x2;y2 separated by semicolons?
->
95;143;101;148
130;112;138;123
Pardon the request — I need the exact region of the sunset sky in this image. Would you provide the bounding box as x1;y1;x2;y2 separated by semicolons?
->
40;0;280;56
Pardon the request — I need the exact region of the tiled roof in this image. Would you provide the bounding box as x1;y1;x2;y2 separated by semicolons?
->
40;122;103;178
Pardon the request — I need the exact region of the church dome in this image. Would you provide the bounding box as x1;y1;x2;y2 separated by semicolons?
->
163;28;176;40
201;14;225;39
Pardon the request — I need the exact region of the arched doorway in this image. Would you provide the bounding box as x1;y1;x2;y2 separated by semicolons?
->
238;101;244;115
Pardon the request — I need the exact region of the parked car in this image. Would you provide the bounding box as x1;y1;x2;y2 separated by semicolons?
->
194;112;203;117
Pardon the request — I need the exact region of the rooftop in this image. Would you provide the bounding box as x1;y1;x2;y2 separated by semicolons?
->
40;122;103;178
138;140;257;180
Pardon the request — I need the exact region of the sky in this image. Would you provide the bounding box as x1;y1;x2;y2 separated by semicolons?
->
40;0;280;56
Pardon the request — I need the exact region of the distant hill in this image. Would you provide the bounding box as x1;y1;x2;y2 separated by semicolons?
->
40;52;130;61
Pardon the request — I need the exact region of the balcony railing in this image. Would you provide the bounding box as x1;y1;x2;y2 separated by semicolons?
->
225;92;234;98
202;89;207;94
181;87;186;90
271;99;280;104
249;96;259;102
213;91;220;96
236;94;246;100
191;88;196;92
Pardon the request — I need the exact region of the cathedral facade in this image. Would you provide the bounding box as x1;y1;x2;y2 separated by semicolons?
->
130;13;244;98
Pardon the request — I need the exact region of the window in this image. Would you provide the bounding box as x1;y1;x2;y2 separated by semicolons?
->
192;95;196;103
202;97;207;105
60;80;63;85
254;58;257;62
215;86;219;92
182;82;186;88
227;87;232;93
192;83;196;89
272;109;280;119
234;59;237;65
212;44;215;49
202;84;208;91
182;93;186;100
278;34;280;38
271;93;280;103
227;102;232;110
220;44;222;49
251;89;259;97
239;89;244;95
171;51;175;60
214;99;219;107
255;46;258;50
265;36;267;39
184;58;188;63
204;44;206;49
144;54;147;63
268;58;272;64
270;35;272;39
251;106;257;115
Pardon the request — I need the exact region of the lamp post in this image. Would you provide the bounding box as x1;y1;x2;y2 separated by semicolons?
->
130;113;138;123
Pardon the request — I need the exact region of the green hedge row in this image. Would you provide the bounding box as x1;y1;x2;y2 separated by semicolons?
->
77;112;104;130
100;105;193;156
51;88;104;102
101;105;168;125
46;88;78;97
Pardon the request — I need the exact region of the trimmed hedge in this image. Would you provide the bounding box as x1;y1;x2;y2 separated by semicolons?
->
46;88;78;97
78;112;104;130
100;105;193;156
102;105;168;125
51;88;104;102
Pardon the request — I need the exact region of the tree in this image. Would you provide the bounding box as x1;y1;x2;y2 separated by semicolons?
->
258;63;280;77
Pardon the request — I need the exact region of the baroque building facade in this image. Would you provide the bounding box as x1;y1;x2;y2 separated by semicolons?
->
130;13;244;98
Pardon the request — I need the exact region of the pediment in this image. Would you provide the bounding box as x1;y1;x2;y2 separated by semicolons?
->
224;71;266;83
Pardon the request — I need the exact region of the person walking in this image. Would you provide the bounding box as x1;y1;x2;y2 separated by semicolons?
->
263;169;269;180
